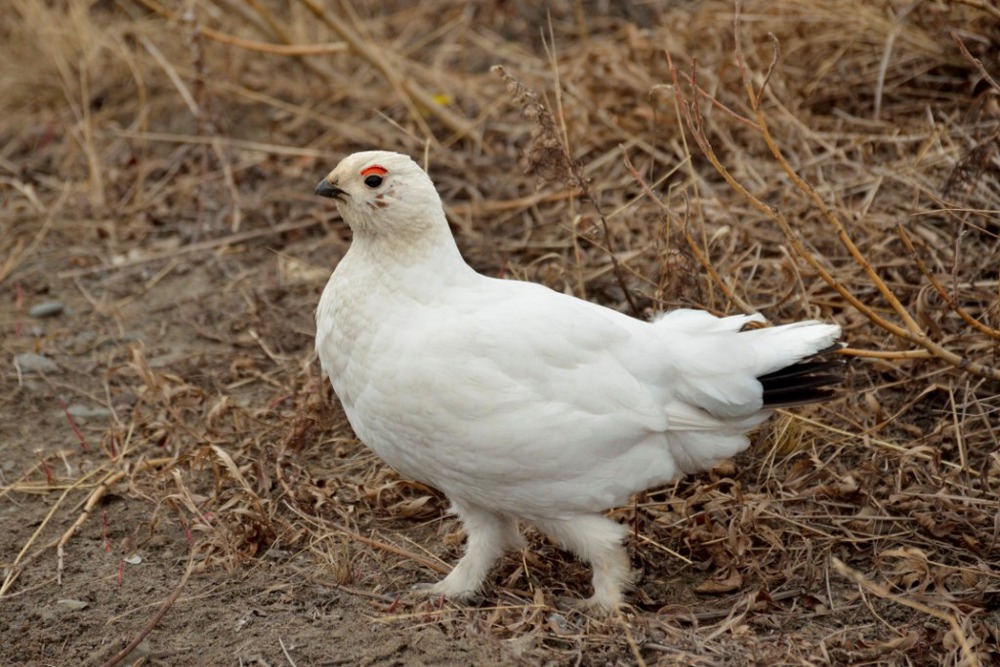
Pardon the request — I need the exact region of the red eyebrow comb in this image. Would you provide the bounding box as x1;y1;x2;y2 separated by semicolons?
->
361;165;387;177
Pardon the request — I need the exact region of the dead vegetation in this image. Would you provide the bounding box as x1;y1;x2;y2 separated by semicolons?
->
1;1;998;665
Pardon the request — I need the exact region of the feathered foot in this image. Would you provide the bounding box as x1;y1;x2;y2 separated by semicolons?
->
538;514;632;617
412;502;522;604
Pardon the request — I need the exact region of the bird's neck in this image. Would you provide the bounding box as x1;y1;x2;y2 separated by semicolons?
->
348;222;475;287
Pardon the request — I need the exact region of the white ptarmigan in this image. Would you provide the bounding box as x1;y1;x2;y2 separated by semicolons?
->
314;150;842;614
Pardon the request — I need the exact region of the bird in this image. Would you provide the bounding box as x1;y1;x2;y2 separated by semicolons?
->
313;150;842;614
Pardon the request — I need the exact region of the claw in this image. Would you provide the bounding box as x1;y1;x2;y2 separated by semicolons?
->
409;581;482;606
557;594;625;619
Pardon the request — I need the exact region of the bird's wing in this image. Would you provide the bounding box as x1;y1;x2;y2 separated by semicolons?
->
371;279;669;482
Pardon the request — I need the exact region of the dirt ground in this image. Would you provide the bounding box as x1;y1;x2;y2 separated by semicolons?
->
2;1;999;665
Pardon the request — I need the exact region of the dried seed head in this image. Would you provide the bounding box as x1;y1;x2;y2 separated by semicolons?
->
492;65;585;190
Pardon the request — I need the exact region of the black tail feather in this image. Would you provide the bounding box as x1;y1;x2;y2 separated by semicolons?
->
759;352;846;409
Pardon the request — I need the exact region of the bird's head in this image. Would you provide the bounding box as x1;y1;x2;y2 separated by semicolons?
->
315;151;446;240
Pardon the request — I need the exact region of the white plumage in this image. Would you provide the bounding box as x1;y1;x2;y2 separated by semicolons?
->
314;150;842;613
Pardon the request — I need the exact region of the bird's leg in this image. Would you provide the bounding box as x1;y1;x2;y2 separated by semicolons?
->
537;515;631;615
415;503;522;602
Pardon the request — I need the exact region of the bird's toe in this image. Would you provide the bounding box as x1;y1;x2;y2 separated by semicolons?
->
558;594;626;618
410;581;482;605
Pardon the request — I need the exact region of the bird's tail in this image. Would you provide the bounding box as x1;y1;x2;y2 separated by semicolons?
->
757;344;845;409
653;312;843;473
653;311;843;418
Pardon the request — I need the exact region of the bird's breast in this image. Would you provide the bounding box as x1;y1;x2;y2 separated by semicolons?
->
315;263;447;475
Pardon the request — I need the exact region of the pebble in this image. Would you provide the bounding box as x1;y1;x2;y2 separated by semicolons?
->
66;404;112;421
14;353;60;374
56;599;89;611
29;301;65;318
547;612;570;633
64;330;97;352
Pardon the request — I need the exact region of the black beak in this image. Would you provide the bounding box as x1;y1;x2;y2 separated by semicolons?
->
315;179;346;199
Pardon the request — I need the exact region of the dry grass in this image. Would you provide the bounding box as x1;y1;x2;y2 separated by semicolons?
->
1;1;998;665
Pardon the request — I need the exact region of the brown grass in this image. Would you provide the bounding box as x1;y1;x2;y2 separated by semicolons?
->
1;1;998;665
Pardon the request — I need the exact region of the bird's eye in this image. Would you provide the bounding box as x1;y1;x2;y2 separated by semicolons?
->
364;174;383;188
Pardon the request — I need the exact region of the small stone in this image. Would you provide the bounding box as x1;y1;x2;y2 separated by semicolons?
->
15;353;60;374
57;599;89;611
65;330;97;352
547;612;570;633
29;301;65;318
66;404;112;421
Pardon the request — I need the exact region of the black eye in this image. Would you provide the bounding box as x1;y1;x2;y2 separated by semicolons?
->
364;174;383;188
